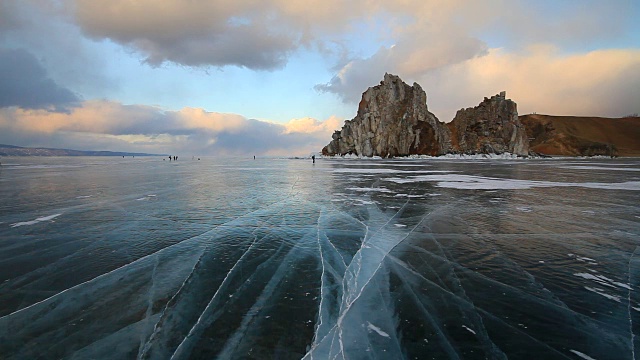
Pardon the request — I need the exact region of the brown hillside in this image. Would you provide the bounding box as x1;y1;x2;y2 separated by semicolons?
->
520;114;640;157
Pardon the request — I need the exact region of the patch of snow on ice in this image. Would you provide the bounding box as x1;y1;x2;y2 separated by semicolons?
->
574;272;630;289
366;322;390;338
574;273;616;288
584;286;621;302
564;166;640;172
385;174;640;191
569;349;596;360
347;187;392;193
394;194;423;198
333;168;452;174
575;256;597;264
462;325;476;335
11;213;62;228
136;195;157;201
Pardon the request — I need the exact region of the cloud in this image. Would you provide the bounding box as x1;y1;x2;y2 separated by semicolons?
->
0;100;340;155
416;46;640;121
315;44;640;123
492;1;637;50
315;27;488;102
0;1;117;99
313;1;640;116
72;0;306;70
282;116;343;134
0;48;80;110
2;0;638;146
70;0;381;70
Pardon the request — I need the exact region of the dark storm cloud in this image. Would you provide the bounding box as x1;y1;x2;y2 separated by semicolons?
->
0;48;80;110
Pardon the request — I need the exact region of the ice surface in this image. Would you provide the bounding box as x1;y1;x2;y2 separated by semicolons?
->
0;156;638;359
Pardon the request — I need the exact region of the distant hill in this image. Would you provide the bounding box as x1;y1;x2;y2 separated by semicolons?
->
0;144;165;157
520;114;640;157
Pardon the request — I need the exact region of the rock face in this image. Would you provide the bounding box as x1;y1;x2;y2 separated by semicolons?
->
447;92;529;156
322;73;451;157
322;74;639;158
322;74;531;157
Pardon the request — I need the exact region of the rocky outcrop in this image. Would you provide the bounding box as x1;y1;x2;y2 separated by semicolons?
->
447;92;529;156
322;74;532;157
322;73;451;157
321;74;639;158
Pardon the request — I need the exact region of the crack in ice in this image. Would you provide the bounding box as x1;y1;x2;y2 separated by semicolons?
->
168;197;298;359
628;247;638;360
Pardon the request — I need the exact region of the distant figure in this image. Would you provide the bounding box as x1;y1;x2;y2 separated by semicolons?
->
169;156;172;161
312;155;315;163
122;155;124;158
254;155;255;160
198;158;200;160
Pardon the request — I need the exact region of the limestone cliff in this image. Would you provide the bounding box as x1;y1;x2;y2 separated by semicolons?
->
322;73;451;157
447;92;529;156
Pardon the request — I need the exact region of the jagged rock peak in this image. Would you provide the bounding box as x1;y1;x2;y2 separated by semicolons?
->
447;91;530;156
322;74;451;157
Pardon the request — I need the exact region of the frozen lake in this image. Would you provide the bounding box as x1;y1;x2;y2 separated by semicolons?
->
0;156;639;359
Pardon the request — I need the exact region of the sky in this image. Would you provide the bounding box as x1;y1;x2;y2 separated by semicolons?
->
0;0;638;156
